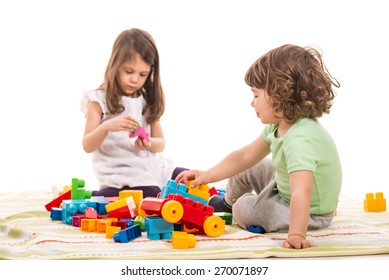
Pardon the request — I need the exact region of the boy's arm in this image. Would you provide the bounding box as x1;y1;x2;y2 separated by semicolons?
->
283;170;316;249
184;136;271;186
210;136;270;181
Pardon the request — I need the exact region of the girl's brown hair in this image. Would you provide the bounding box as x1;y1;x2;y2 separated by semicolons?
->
100;28;165;124
245;44;340;123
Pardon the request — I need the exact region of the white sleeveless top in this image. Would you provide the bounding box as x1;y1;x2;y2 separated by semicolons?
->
80;89;175;190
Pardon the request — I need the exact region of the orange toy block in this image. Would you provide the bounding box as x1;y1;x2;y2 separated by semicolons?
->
364;192;386;212
171;231;196;249
97;218;118;233
97;220;108;233
81;219;100;232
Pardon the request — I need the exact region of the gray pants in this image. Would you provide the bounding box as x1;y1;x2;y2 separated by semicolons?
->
225;158;334;233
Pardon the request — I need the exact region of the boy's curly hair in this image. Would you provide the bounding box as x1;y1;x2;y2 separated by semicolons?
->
245;44;340;123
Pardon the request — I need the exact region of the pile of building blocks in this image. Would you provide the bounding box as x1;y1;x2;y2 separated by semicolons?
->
45;178;230;249
364;192;386;212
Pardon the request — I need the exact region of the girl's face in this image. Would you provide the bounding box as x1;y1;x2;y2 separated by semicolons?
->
250;87;278;124
118;53;151;96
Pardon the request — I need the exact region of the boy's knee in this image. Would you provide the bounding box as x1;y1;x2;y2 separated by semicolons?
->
232;194;255;229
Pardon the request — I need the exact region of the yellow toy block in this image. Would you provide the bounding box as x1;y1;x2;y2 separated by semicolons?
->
171;231;196;249
119;190;143;204
137;207;147;217
364;192;386;212
106;196;135;212
105;226;121;238
186;180;210;201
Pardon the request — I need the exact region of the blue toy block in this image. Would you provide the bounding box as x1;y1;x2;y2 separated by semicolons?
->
145;216;173;240
174;223;183;231
95;201;108;215
119;218;134;228
50;207;63;220
248;225;265;234
217;189;226;197
61;199;97;224
159;179;208;205
113;224;141;243
90;196;109;215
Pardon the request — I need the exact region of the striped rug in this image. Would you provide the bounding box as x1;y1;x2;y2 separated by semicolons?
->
1;190;388;259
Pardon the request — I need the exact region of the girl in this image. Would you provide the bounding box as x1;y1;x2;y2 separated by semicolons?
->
81;28;186;198
176;44;342;250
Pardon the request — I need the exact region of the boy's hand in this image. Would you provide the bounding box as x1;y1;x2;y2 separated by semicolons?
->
283;234;316;249
175;170;211;187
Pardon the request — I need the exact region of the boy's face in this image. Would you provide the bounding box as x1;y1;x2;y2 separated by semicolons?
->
250;87;277;124
118;53;151;96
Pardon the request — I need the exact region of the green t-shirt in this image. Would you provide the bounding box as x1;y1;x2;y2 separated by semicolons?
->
261;118;342;214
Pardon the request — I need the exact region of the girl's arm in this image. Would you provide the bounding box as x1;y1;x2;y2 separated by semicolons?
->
82;102;138;153
177;136;271;186
82;102;107;153
283;170;316;249
135;120;165;153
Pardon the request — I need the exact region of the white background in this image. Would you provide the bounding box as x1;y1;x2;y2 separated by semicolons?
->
0;0;387;200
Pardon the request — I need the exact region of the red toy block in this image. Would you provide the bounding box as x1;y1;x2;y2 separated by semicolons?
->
168;194;224;237
112;220;127;230
141;193;225;237
106;197;138;219
208;186;219;196
140;196;184;223
45;190;71;211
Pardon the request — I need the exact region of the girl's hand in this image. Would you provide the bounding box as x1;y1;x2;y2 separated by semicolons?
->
283;234;316;249
175;170;211;187
102;115;138;132
134;133;151;150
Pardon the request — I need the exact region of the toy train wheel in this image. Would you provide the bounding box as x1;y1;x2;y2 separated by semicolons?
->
161;200;184;223
203;216;225;237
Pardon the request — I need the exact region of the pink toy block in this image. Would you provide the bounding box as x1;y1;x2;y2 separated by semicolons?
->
129;124;150;143
85;207;98;219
